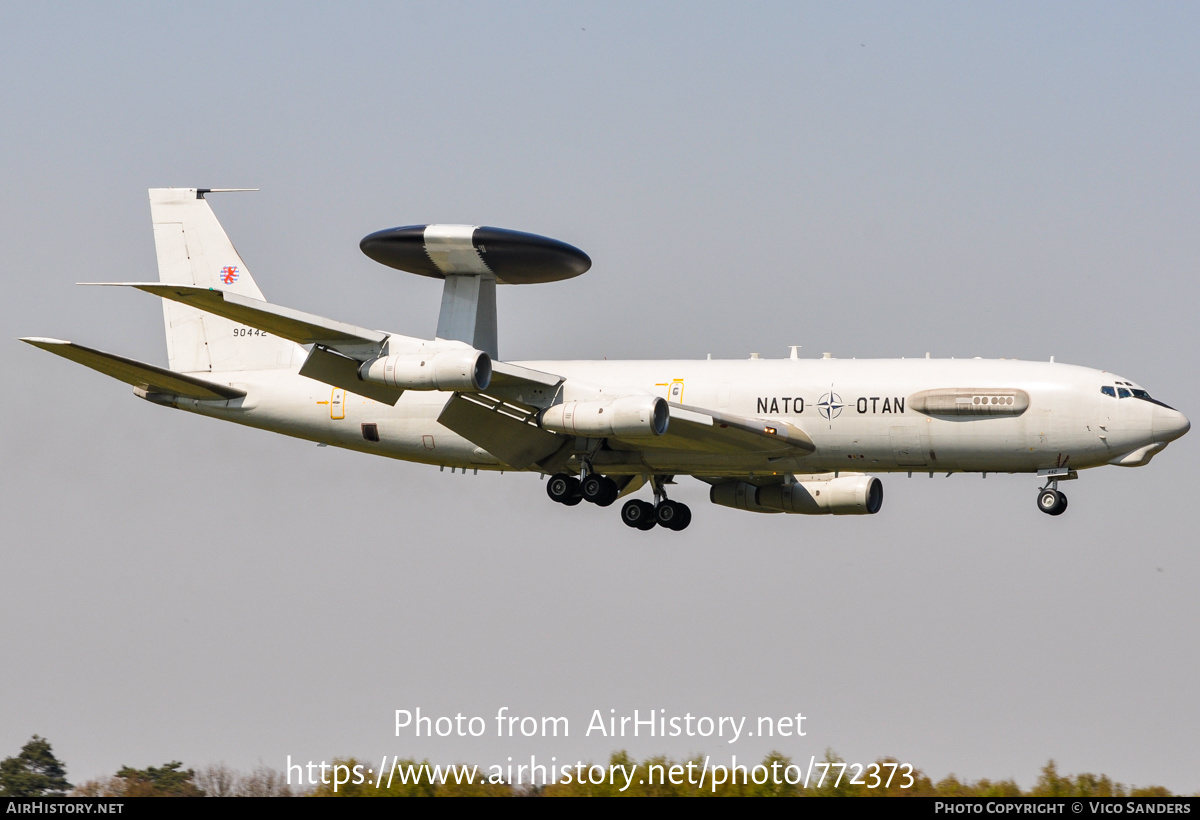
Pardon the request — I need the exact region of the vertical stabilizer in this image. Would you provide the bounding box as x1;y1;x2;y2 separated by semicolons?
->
149;188;303;373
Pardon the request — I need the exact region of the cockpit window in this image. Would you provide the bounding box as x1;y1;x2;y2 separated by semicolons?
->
1129;388;1176;410
1107;383;1176;409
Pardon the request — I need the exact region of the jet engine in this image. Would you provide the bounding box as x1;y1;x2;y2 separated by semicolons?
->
540;395;669;437
358;349;491;392
710;475;883;515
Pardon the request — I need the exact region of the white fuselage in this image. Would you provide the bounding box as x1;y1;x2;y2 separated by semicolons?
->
167;356;1185;479
27;190;1188;527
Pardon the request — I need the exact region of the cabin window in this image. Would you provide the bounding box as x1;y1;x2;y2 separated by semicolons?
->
361;423;380;442
1101;386;1116;398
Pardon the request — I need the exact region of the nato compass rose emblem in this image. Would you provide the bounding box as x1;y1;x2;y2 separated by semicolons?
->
220;266;240;284
817;391;844;421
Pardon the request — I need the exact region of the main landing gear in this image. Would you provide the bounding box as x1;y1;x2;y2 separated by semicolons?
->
546;472;619;507
619;498;691;531
621;475;691;532
546;472;692;531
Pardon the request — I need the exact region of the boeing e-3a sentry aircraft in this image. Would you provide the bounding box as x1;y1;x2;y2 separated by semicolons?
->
21;188;1190;531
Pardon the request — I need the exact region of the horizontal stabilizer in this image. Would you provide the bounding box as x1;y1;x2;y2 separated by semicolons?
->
20;338;245;400
82;283;387;353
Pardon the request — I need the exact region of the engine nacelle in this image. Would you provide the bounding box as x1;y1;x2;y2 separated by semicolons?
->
711;475;883;516
708;481;782;514
358;349;491;392
540;395;669;438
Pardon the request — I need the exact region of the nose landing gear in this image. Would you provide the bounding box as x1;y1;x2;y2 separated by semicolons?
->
1035;467;1076;516
1037;487;1068;516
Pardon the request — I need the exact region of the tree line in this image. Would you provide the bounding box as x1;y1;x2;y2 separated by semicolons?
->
0;736;1183;797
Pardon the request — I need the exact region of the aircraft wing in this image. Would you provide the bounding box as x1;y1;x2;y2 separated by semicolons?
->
82;283;387;350
613;403;816;455
20;338;246;400
438;378;815;471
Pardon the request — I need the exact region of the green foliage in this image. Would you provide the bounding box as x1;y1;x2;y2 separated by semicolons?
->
751;751;804;797
628;754;686;798
0;736;71;798
1025;759;1172;799
1031;759;1074;797
543;751;683;797
807;748;859;797
1070;771;1122;797
544;749;919;797
804;750;936;797
971;778;1023;797
57;750;1181;798
935;774;1021;798
114;761;205;797
311;758;433;797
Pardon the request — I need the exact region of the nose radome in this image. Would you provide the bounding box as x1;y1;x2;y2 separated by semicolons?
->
1152;406;1190;443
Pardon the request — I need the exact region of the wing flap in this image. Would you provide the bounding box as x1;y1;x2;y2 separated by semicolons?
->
21;338;245;400
486;360;563;407
438;392;566;469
